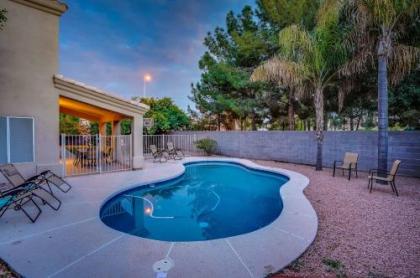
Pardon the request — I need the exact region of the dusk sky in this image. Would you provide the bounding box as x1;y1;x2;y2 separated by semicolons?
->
59;0;255;111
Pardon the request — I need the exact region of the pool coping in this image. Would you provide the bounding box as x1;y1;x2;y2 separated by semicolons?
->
100;157;318;277
0;157;317;278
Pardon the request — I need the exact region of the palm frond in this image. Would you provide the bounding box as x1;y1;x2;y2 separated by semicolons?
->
389;44;420;85
251;56;306;85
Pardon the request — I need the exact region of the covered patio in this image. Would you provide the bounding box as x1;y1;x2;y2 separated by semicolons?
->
54;75;149;176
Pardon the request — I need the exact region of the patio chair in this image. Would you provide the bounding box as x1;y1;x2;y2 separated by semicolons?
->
0;164;61;210
0;187;43;223
150;145;167;163
368;160;401;196
333;152;359;180
167;142;184;160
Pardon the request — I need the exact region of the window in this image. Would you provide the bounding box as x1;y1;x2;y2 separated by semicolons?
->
0;116;35;163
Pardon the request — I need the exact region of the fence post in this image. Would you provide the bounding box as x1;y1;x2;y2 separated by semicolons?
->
61;134;66;177
98;135;102;174
162;134;165;149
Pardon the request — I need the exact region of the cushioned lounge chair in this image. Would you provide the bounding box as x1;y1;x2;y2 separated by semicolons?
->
167;142;184;160
368;160;401;196
0;164;61;210
333;152;359;180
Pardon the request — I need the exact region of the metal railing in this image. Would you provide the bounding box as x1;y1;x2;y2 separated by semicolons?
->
61;134;132;176
143;134;204;158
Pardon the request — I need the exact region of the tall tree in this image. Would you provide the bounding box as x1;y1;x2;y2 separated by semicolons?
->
137;97;190;135
252;0;348;170
191;6;278;130
254;0;321;130
341;0;420;171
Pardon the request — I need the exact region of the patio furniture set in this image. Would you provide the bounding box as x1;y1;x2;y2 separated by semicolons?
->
72;145;114;167
150;142;185;163
332;152;401;196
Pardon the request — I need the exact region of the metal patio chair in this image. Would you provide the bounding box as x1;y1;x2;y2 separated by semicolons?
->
333;152;359;180
368;160;401;196
150;145;168;163
0;164;61;210
167;142;184;160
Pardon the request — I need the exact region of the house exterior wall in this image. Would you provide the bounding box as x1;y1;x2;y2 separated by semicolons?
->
0;0;65;176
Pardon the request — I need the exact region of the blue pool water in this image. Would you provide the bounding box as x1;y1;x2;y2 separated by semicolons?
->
100;162;289;241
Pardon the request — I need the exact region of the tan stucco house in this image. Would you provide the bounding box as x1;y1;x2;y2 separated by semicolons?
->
0;0;148;177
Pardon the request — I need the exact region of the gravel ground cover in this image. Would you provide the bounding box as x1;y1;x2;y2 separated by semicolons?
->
254;161;420;278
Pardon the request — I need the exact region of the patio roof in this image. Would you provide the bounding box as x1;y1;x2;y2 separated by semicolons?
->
10;0;68;16
54;74;149;121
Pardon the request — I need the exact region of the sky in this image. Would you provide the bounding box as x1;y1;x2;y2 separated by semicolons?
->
59;0;255;111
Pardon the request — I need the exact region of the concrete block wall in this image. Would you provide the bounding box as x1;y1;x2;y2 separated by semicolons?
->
174;131;420;177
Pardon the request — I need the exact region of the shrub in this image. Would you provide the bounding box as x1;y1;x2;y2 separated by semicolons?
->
194;138;217;155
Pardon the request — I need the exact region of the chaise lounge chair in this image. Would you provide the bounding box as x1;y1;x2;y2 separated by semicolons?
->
150;145;168;163
333;152;359;180
0;187;43;223
0;164;62;210
368;160;401;196
167;142;184;160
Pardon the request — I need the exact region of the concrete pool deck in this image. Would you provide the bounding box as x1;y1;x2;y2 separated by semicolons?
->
0;157;317;278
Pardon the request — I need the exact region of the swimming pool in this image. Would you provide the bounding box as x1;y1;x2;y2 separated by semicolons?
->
100;161;289;241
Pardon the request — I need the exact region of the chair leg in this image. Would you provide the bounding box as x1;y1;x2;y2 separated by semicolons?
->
392;181;399;196
369;178;373;193
348;167;352;180
333;165;336;177
355;167;358;178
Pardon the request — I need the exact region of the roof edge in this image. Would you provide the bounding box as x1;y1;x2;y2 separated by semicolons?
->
9;0;68;16
53;74;149;115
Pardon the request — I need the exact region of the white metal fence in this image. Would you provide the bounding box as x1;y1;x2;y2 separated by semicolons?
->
143;134;204;158
61;134;132;176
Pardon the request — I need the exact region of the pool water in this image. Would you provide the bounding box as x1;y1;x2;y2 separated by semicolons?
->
100;162;288;241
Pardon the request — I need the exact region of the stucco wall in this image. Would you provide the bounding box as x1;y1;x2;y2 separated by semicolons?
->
0;0;62;176
175;131;420;177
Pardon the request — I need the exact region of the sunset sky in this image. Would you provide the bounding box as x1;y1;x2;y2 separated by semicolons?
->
59;0;254;110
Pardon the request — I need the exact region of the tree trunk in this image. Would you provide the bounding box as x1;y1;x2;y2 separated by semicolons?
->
314;87;324;171
303;120;307;131
251;113;257;131
377;54;389;172
377;36;390;173
349;115;354;131
356;114;362;130
288;90;295;130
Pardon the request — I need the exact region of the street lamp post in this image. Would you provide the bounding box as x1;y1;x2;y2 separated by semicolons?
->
143;74;152;98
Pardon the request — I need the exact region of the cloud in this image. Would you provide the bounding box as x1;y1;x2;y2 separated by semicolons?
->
60;0;255;110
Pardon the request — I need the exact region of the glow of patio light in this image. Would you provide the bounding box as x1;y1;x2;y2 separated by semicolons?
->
144;207;152;215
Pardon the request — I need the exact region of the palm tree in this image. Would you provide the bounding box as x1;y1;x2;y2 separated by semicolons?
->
341;0;420;172
252;0;348;170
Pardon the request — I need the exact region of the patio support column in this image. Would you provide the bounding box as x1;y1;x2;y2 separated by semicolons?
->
113;120;122;163
99;121;107;136
132;115;144;169
113;120;121;135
